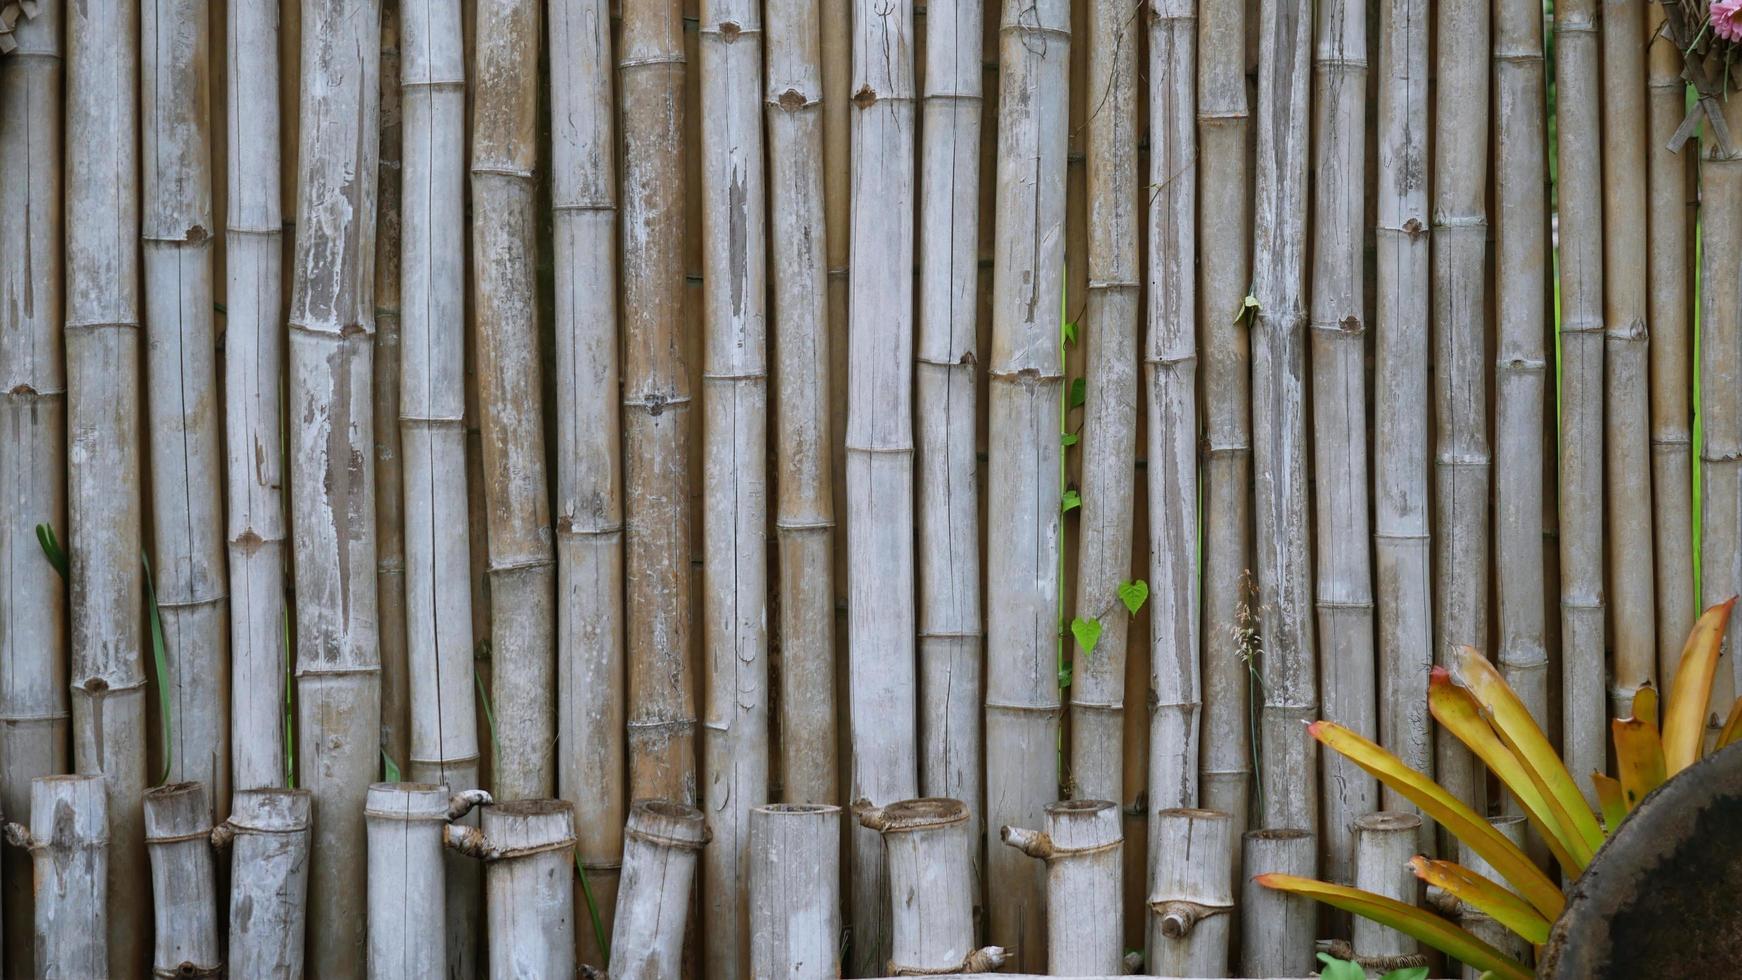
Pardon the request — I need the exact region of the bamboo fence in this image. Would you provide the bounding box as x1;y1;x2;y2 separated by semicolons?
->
0;0;1737;975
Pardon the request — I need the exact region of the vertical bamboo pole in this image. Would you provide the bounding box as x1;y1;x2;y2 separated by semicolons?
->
749;804;841;979
1308;0;1373;887
548;0;626;957
1003;799;1123;976
1601;0;1655;719
1250;0;1317;836
915;0;983;854
1196;0;1253;867
698;0;769;968
1646;5;1695;688
819;0;851;840
0;4;66;971
1147;808;1233;978
376;0;412;778
4;775;108;978
1704;80;1742;721
227;0;289;793
1068;0;1140;804
366;783;458;976
1555;0;1607;795
479;800;578;978
1351;811;1420;964
860;799;1007;975
621;0;697;807
1432;0;1491;818
765;0;838;808
1146;0;1200;821
65;0;149;969
1239;828;1315;977
844;0;919;964
144;782;221;976
217;788;312;978
473;0;555;803
1373;0;1434;849
289;0;383;969
604;800;710;980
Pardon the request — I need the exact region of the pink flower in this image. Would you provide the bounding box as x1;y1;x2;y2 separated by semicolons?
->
1716;0;1742;43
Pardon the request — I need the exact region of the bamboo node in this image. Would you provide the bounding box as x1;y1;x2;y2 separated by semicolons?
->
851;85;877;107
1148;898;1233;937
889;945;1010;975
2;823;29;849
1322;938;1428;973
448;789;494;819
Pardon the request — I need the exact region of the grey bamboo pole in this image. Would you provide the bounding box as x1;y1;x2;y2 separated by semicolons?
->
915;0;983;856
861;799;1008;975
765;0;838;808
1432;0;1491;819
1351;811;1421;965
1373;0;1434;849
620;0;697;807
289;0;383;969
1003;799;1123;976
479;800;578;978
216;788;312;979
143;0;231;820
1493;0;1550;768
1251;0;1317;836
1147;808;1233;977
1555;0;1607;796
66;0;149;969
699;0;770;968
227;0;289;794
1601;0;1655;719
604;800;710;980
1069;0;1140;804
1239;828;1315;977
1196;0;1253;867
845;0;919;964
1309;0;1374;888
0;3;66;971
1704;78;1742;720
364;783;491;977
1646;5;1695;688
749;804;841;980
1146;0;1200;821
4;775;108;978
549;0;626;957
473;0;555;802
144;782;221;976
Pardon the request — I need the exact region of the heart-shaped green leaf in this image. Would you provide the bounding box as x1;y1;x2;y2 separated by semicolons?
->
1117;579;1149;615
1069;378;1087;408
1070;616;1102;655
1062;489;1082;513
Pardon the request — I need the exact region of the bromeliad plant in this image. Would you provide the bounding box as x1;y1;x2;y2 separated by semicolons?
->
1260;597;1741;980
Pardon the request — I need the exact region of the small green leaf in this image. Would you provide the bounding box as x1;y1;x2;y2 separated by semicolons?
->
382;749;401;783
35;523;67;580
1117;579;1149;615
1062;489;1082;513
1061;432;1079;447
1069;378;1087;408
1316;953;1366;980
1070;616;1102;655
1057;662;1073;688
1236;294;1259;323
1061;319;1079;346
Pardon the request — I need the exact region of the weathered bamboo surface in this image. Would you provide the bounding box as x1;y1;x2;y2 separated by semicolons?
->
217;788;311;979
5;775;108;978
143;782;221;976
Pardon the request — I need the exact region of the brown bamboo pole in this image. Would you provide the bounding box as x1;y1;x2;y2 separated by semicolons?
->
844;0;920;966
473;0;555;802
1145;0;1200;823
986;0;1069;967
621;0;697;808
144;782;221;976
1373;0;1434;850
1703;80;1742;718
1308;0;1374;888
820;0;850;818
1555;0;1607;796
765;0;838;808
66;0;149;969
749;804;841;979
1646;6;1695;689
1601;0;1655;719
289;0;383;970
1069;0;1140;805
603;799;710;980
226;0;289;794
217;788;312;978
1250;0;1317;836
1196;0;1253;868
4;775;108;978
0;3;66;971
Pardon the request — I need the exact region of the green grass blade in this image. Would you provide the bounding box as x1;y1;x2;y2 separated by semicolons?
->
142;552;174;785
576;848;610;966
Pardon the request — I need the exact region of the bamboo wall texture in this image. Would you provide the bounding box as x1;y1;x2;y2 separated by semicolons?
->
0;0;1730;976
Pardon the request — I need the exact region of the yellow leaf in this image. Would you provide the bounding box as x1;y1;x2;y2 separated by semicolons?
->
1663;597;1737;774
1592;771;1626;833
1633;682;1659;728
1718;697;1742;751
1451;646;1605;858
1256;875;1534;980
1409;856;1552;945
1308;720;1565;920
1612;717;1667;812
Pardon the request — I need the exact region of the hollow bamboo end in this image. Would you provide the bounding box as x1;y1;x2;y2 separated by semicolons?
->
627;798;709;848
866;797;967;833
1352;810;1423;834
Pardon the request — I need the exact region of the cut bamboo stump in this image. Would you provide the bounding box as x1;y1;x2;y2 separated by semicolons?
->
215;788;311;979
478;800;577;979
604;799;711;980
1456;815;1532;979
4;775;107;978
749;804;841;980
1003;799;1123;976
144;782;221;976
364;783;491;978
1351;811;1422;966
1147;808;1233;978
1240;828;1316;978
859;798;1007;976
